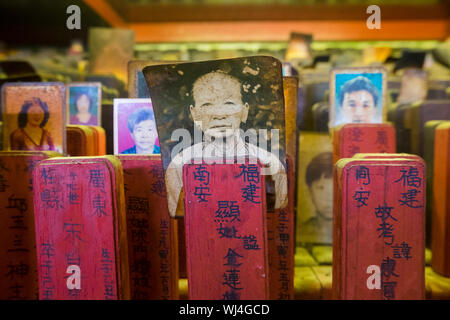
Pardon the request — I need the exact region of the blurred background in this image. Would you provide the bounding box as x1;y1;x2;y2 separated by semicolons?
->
0;0;448;85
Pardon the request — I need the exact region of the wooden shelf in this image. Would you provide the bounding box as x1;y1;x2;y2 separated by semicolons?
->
83;1;450;42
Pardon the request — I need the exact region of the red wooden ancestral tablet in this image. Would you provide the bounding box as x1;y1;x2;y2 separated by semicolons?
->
267;155;294;300
431;123;450;277
333;123;396;164
33;156;130;300
352;153;422;161
183;161;269;300
0;151;60;300
118;155;179;299
333;158;425;300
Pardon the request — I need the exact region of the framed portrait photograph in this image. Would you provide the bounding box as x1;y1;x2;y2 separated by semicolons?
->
329;66;387;129
142;56;288;217
1;82;66;154
88;27;135;84
67;82;102;126
113;98;160;155
128;60;153;99
397;68;428;105
296;132;333;246
128;60;180;99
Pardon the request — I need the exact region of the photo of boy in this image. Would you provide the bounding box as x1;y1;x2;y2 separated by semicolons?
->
301;152;333;244
297;132;333;245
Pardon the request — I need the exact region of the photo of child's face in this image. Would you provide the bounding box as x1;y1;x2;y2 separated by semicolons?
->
131;119;157;152
341;89;376;123
190;72;249;139
28;102;45;127
309;173;333;220
76;94;90;114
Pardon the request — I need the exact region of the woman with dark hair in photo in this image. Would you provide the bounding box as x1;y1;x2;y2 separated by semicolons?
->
70;92;98;125
10;97;54;151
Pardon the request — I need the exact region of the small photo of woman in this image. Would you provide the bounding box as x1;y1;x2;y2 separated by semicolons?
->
10;97;54;151
114;98;160;155
67;82;101;126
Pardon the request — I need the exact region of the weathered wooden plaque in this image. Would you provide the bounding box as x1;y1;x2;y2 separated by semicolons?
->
33;156;130;300
0;151;60;300
66;125;96;157
333;123;396;164
118;155;179;299
88;125;107;156
333;158;425;300
283;76;299;176
183;161;269;300
407;101;450;156
431;122;450;277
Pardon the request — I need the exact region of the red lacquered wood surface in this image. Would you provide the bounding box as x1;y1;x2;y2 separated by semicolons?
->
33;156;130;300
66;125;96;157
267;155;294;300
333;123;396;164
183;161;269;300
0;151;60;300
89;126;107;156
118;154;179;299
333;158;425;300
431;123;450;277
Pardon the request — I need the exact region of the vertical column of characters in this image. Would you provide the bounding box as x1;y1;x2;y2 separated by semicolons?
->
373;125;394;153
120;156;178;299
0;155;42;299
34;158;122;300
341;160;424;299
343;126;365;157
63;168;83;300
89;167;117;300
184;162;268;300
184;163;213;299
348;164;380;300
124;177;151;299
268;157;294;300
387;163;425;299
148;162;177;299
34;164;64;300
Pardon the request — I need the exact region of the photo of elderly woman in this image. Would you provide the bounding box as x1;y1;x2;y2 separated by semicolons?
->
330;67;386;128
114;98;160;155
10;97;54;151
67;82;101;126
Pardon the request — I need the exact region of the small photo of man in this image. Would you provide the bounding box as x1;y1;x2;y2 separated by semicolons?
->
330;67;386;128
114;99;160;155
